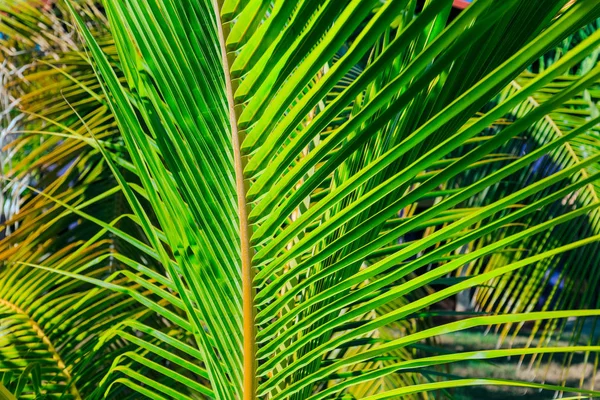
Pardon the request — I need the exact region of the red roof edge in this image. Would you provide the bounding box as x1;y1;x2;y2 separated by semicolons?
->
453;0;471;9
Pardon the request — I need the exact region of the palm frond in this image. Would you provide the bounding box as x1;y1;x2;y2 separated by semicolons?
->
3;0;600;399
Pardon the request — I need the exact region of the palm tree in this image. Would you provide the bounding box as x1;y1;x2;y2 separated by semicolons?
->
1;0;600;398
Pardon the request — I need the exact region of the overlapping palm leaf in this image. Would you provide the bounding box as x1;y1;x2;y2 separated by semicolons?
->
0;2;168;398
2;0;600;399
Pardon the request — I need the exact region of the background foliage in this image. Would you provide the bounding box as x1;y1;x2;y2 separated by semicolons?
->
1;0;600;399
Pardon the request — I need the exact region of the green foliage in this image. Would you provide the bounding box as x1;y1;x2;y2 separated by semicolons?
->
1;0;600;399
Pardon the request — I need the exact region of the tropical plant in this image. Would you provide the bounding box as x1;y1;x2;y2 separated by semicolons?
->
2;0;600;399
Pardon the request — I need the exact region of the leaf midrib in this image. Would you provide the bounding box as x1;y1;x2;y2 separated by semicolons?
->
210;1;257;399
0;298;81;399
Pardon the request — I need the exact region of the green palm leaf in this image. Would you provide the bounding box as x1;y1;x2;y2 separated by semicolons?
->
3;0;600;399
